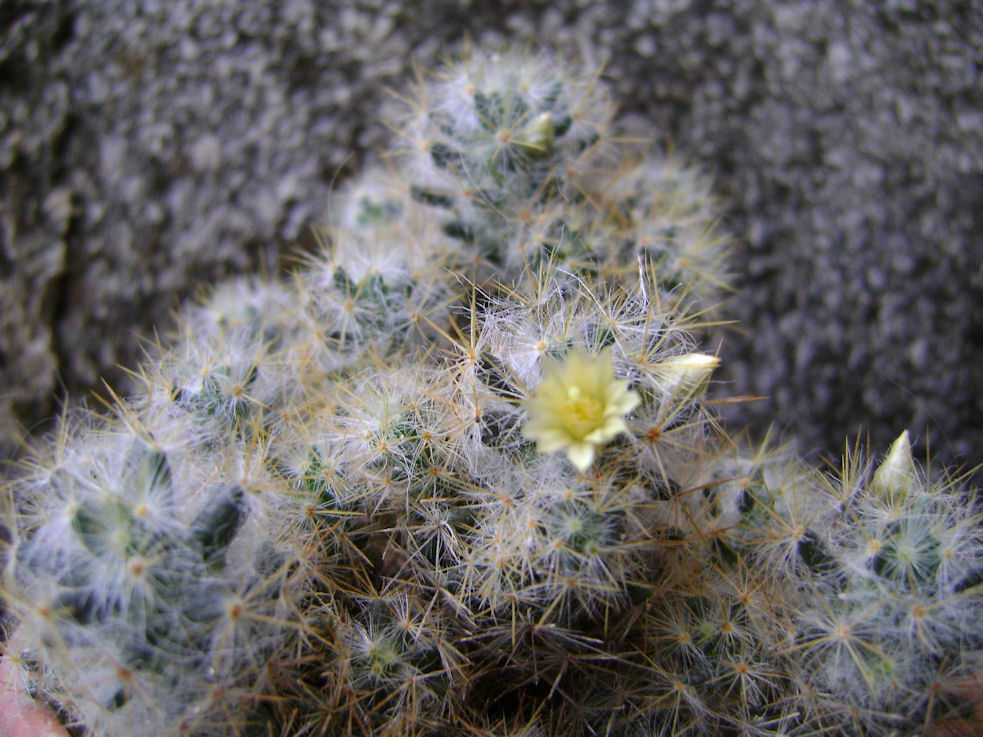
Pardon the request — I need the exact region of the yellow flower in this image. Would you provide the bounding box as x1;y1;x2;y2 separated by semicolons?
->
522;347;640;471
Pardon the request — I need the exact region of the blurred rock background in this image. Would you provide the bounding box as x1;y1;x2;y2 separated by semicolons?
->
2;0;981;473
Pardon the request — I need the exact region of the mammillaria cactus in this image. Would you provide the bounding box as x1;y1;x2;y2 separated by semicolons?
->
2;46;980;737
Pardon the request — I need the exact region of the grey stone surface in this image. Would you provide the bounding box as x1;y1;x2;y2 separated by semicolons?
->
2;0;981;472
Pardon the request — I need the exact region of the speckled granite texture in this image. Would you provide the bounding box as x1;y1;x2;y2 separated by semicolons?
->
2;0;981;471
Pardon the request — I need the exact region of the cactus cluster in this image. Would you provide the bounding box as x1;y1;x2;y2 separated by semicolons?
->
2;47;980;737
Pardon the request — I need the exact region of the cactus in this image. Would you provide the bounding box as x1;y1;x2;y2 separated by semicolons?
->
2;46;980;737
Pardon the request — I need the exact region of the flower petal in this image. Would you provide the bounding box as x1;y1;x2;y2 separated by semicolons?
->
566;442;596;471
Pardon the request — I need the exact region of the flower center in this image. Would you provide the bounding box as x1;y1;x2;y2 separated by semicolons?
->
559;386;605;439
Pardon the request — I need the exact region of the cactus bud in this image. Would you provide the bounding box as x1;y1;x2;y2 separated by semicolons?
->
870;430;916;499
657;352;720;400
521;112;555;156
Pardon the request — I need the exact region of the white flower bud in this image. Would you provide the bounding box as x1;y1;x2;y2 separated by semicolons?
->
521;112;555;156
657;353;720;400
871;430;917;499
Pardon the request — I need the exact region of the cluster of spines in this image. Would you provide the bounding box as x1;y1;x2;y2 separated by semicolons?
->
658;431;983;734
2;421;314;736
1;46;979;737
